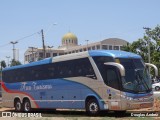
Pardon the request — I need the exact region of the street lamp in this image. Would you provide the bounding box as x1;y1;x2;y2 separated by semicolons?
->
48;46;54;49
10;41;18;61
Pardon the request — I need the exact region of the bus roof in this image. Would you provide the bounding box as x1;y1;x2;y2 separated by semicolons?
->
3;50;141;71
89;50;141;58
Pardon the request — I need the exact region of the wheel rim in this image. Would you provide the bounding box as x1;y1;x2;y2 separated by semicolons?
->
16;102;21;111
24;102;30;112
89;102;98;112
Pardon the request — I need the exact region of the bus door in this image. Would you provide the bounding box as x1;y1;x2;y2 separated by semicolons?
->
104;62;125;110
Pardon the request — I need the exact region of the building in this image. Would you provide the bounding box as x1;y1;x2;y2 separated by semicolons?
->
24;32;128;63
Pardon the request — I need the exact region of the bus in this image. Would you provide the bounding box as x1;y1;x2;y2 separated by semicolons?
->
1;50;158;116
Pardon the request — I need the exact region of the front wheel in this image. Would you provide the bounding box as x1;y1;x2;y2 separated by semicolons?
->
23;99;31;112
86;99;100;116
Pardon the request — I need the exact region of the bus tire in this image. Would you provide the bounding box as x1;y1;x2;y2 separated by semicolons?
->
14;99;22;112
23;99;31;112
86;98;100;116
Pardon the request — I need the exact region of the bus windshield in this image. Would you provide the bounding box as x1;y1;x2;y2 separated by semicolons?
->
119;58;151;93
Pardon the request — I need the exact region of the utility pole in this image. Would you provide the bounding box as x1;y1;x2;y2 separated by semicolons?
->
10;41;18;61
143;27;151;73
6;56;10;67
41;29;46;59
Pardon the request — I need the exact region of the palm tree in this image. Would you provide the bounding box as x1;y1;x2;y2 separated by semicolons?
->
0;60;6;70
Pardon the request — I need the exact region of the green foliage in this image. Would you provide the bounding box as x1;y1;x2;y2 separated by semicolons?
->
122;25;160;76
0;60;6;70
10;59;22;66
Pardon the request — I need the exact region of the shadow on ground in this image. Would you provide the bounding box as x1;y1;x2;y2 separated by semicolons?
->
3;109;134;117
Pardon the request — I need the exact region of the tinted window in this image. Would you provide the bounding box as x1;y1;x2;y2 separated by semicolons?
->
93;56;121;90
3;58;96;83
106;67;120;89
93;56;114;81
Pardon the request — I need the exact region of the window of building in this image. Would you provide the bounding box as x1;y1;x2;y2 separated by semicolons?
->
114;46;119;50
46;53;50;58
59;53;64;56
53;53;57;57
39;52;43;58
102;45;108;50
88;47;91;50
96;45;100;49
25;56;27;61
83;48;86;51
92;46;95;50
109;45;112;50
79;49;82;52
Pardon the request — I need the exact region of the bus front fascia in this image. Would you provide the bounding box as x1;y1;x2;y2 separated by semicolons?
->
104;62;125;77
145;63;158;77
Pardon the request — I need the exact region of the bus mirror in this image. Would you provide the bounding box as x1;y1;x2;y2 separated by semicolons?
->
104;62;125;76
145;63;158;77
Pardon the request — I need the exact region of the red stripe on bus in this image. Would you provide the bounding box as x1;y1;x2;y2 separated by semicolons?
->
1;82;39;108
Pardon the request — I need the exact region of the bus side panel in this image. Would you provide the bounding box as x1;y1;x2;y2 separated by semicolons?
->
2;78;107;110
64;78;107;110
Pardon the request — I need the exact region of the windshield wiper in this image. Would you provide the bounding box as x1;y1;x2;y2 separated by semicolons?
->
135;69;150;92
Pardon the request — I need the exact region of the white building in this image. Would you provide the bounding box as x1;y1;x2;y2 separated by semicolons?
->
24;32;128;63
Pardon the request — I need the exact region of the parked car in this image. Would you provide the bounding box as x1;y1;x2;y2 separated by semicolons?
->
152;82;160;91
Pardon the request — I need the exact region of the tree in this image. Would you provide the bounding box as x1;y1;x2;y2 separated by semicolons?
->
10;59;22;67
147;25;160;76
0;60;6;70
122;25;160;76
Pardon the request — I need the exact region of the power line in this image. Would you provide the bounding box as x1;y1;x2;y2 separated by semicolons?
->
0;31;40;48
0;43;11;48
15;31;40;42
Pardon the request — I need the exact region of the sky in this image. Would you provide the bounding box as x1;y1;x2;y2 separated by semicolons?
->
0;0;160;63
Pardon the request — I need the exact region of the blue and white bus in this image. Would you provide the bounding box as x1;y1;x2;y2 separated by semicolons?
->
1;50;158;115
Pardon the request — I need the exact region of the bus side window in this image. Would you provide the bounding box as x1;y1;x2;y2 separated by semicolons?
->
106;67;119;90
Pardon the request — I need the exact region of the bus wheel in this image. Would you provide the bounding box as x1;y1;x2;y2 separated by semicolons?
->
14;99;22;112
86;99;100;116
23;99;31;112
